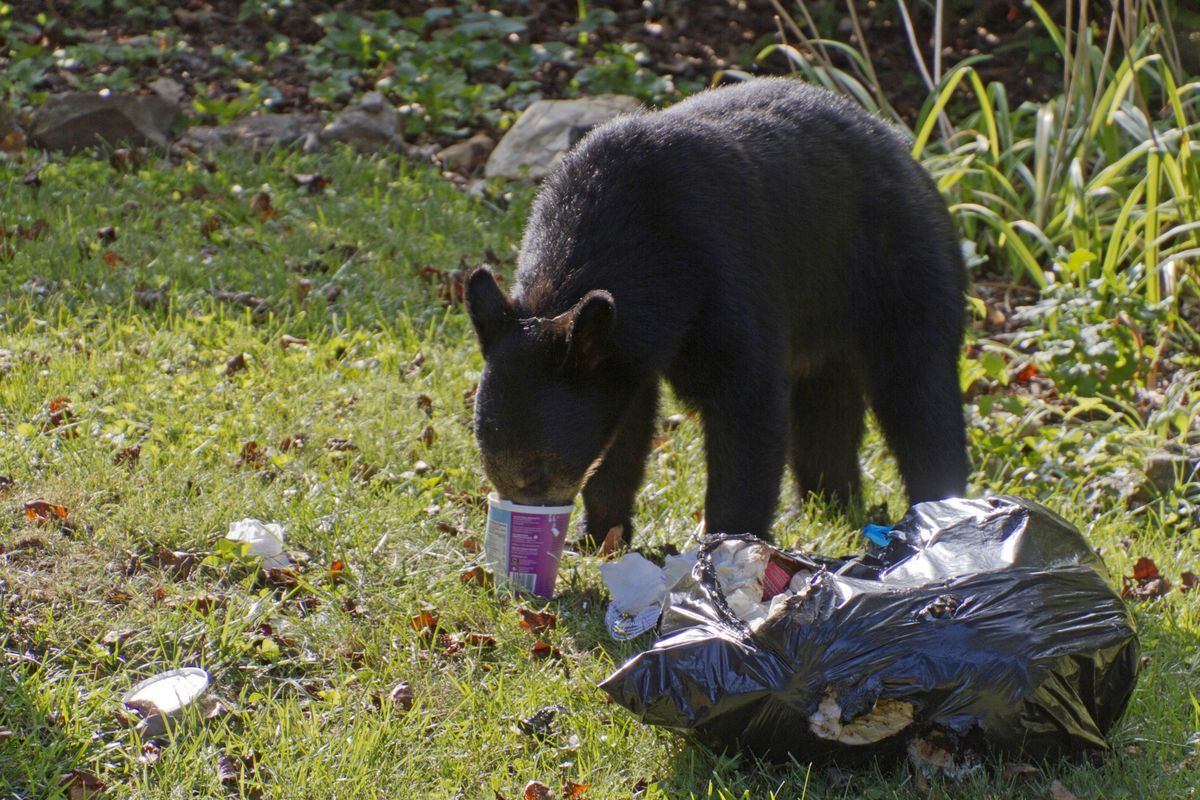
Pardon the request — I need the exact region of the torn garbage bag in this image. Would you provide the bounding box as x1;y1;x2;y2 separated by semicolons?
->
599;496;1140;764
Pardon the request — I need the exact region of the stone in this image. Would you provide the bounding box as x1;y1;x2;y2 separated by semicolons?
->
435;133;495;173
149;77;187;107
0;105;25;153
319;91;403;152
176;113;323;154
29;92;180;152
485;94;642;181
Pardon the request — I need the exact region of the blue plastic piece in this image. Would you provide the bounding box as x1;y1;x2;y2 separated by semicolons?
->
861;524;894;547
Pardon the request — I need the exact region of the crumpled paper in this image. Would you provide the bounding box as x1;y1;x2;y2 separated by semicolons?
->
599;550;697;640
225;518;291;569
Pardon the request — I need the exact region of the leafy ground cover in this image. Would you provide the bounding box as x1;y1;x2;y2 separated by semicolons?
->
2;139;1198;799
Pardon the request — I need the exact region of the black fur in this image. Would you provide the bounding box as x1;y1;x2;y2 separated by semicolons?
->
467;78;969;546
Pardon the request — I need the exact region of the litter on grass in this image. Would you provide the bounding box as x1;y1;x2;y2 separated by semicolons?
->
225;518;290;569
123;667;210;735
600;496;1141;767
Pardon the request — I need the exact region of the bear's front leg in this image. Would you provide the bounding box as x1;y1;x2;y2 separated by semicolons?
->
700;374;789;540
580;380;659;554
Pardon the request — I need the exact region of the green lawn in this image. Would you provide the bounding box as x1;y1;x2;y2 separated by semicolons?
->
1;148;1198;799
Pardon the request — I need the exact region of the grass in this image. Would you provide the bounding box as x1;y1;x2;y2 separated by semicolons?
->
1;144;1199;799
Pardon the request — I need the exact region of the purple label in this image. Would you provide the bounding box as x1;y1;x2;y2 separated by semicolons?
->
485;503;571;597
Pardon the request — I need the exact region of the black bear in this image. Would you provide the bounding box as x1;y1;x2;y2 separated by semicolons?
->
466;78;969;549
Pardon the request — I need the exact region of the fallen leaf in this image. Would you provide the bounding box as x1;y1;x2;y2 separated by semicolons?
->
562;780;591;798
1015;363;1038;382
156;548;198;579
280;334;308;349
1122;556;1172;600
518;607;557;635
137;741;161;766
0;475;14;494
112;444;141;466
529;641;563;661
1132;557;1160;581
461;536;481;553
250;190;276;221
238;441;266;469
1181;571;1197;593
0;129;26;152
225;352;248;376
326;438;356;452
1048;780;1080;800
327;560;347;582
261;568;298;588
463;632;497;648
96;226;117;242
200;214;222;237
459;566;494;588
416;394;433;417
290;173;331;193
517;704;566;736
101;250;125;267
295;278;312;302
61;770;106;800
523;781;554;800
324;282;341;303
279;434;307;452
411;609;440;632
404;351;425;378
23;499;69;524
419;425;436;446
390;681;414;712
1002;762;1039;780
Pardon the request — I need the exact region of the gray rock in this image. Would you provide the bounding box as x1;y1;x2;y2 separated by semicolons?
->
149;77;187;107
1142;447;1200;496
435;133;495;173
485;95;642;181
30;92;180;152
176;113;323;154
319;91;403;152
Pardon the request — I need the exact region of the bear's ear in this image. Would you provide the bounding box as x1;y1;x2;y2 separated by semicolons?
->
563;290;615;373
465;266;514;356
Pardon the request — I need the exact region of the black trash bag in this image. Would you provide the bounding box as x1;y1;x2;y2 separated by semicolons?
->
599;496;1140;765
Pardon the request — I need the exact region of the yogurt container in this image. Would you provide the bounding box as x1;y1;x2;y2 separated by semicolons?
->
484;494;573;598
122;667;210;735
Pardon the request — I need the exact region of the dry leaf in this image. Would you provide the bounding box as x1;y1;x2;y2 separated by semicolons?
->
96;226;118;242
1181;571;1197;593
1122;556;1172;600
238;441;266;469
562;781;591;798
419;425;436;446
112;444;141;466
462;632;497;648
101;250;125;267
518;607;557;635
327;560;347;582
0;475;13;494
225;352;248;376
390;681;414;712
290;173;330;193
138;741;161;766
1001;762;1039;780
417;394;434;417
250;191;276;221
200;214;222;237
522;781;554;800
411;609;440;632
1048;780;1080;800
61;770;106;800
280;334;309;349
23;499;68;523
459;566;493;588
529;641;563;662
295;278;312;302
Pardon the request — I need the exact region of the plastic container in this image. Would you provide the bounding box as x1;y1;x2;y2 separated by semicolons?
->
122;667;210;735
484;493;573;597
